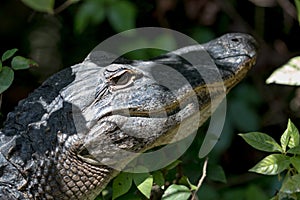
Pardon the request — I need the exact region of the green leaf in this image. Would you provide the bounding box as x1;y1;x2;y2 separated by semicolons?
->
133;174;153;199
239;132;282;152
0;60;2;71
107;1;136;32
74;0;106;33
281;119;299;152
162;184;191;200
178;176;197;191
112;172;133;200
295;0;300;26
0;67;14;94
280;174;300;194
153;171;165;187
21;0;54;14
266;56;300;86
11;56;38;70
1;48;18;62
207;165;227;183
287;146;300;155
290;156;300;173
249;154;290;175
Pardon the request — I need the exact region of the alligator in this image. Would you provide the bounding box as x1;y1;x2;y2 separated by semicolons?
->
0;33;257;199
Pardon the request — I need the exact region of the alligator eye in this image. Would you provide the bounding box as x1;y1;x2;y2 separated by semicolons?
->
109;70;135;89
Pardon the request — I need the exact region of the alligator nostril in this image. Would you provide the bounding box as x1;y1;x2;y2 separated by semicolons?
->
231;38;239;42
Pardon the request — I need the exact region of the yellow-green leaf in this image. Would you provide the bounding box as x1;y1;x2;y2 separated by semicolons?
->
249;154;290;175
281;119;299;152
239;132;282;152
135;175;153;199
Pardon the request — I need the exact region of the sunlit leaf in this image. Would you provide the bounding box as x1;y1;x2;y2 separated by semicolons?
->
281;119;299;152
249;154;290;175
21;0;54;14
266;56;300;86
280;174;300;194
112;172;133;200
239;132;282;152
133;175;153;199
11;56;38;70
0;67;14;94
107;1;136;32
162;184;191;200
1;48;18;61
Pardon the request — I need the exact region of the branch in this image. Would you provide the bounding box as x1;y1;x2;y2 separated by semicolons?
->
191;157;209;200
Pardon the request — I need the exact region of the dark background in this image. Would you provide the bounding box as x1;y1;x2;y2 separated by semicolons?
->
1;0;300;199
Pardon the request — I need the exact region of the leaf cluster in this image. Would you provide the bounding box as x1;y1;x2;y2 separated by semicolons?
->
0;49;37;94
240;119;300;199
107;162;196;200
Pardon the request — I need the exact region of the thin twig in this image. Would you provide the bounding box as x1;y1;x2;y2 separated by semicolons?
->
191;157;209;200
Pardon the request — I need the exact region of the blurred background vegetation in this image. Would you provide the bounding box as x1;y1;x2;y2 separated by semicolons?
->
1;0;300;199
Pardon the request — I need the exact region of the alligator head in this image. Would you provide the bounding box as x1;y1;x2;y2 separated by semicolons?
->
0;33;257;199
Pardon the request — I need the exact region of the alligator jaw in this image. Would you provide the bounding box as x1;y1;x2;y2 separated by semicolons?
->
75;33;258;169
0;33;258;200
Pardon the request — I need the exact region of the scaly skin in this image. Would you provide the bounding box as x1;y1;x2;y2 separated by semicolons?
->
0;33;257;199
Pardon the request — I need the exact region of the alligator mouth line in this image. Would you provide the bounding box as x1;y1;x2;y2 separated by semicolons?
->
98;56;256;121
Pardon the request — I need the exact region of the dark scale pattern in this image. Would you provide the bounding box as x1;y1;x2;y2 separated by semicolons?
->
24;141;113;200
0;33;257;199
